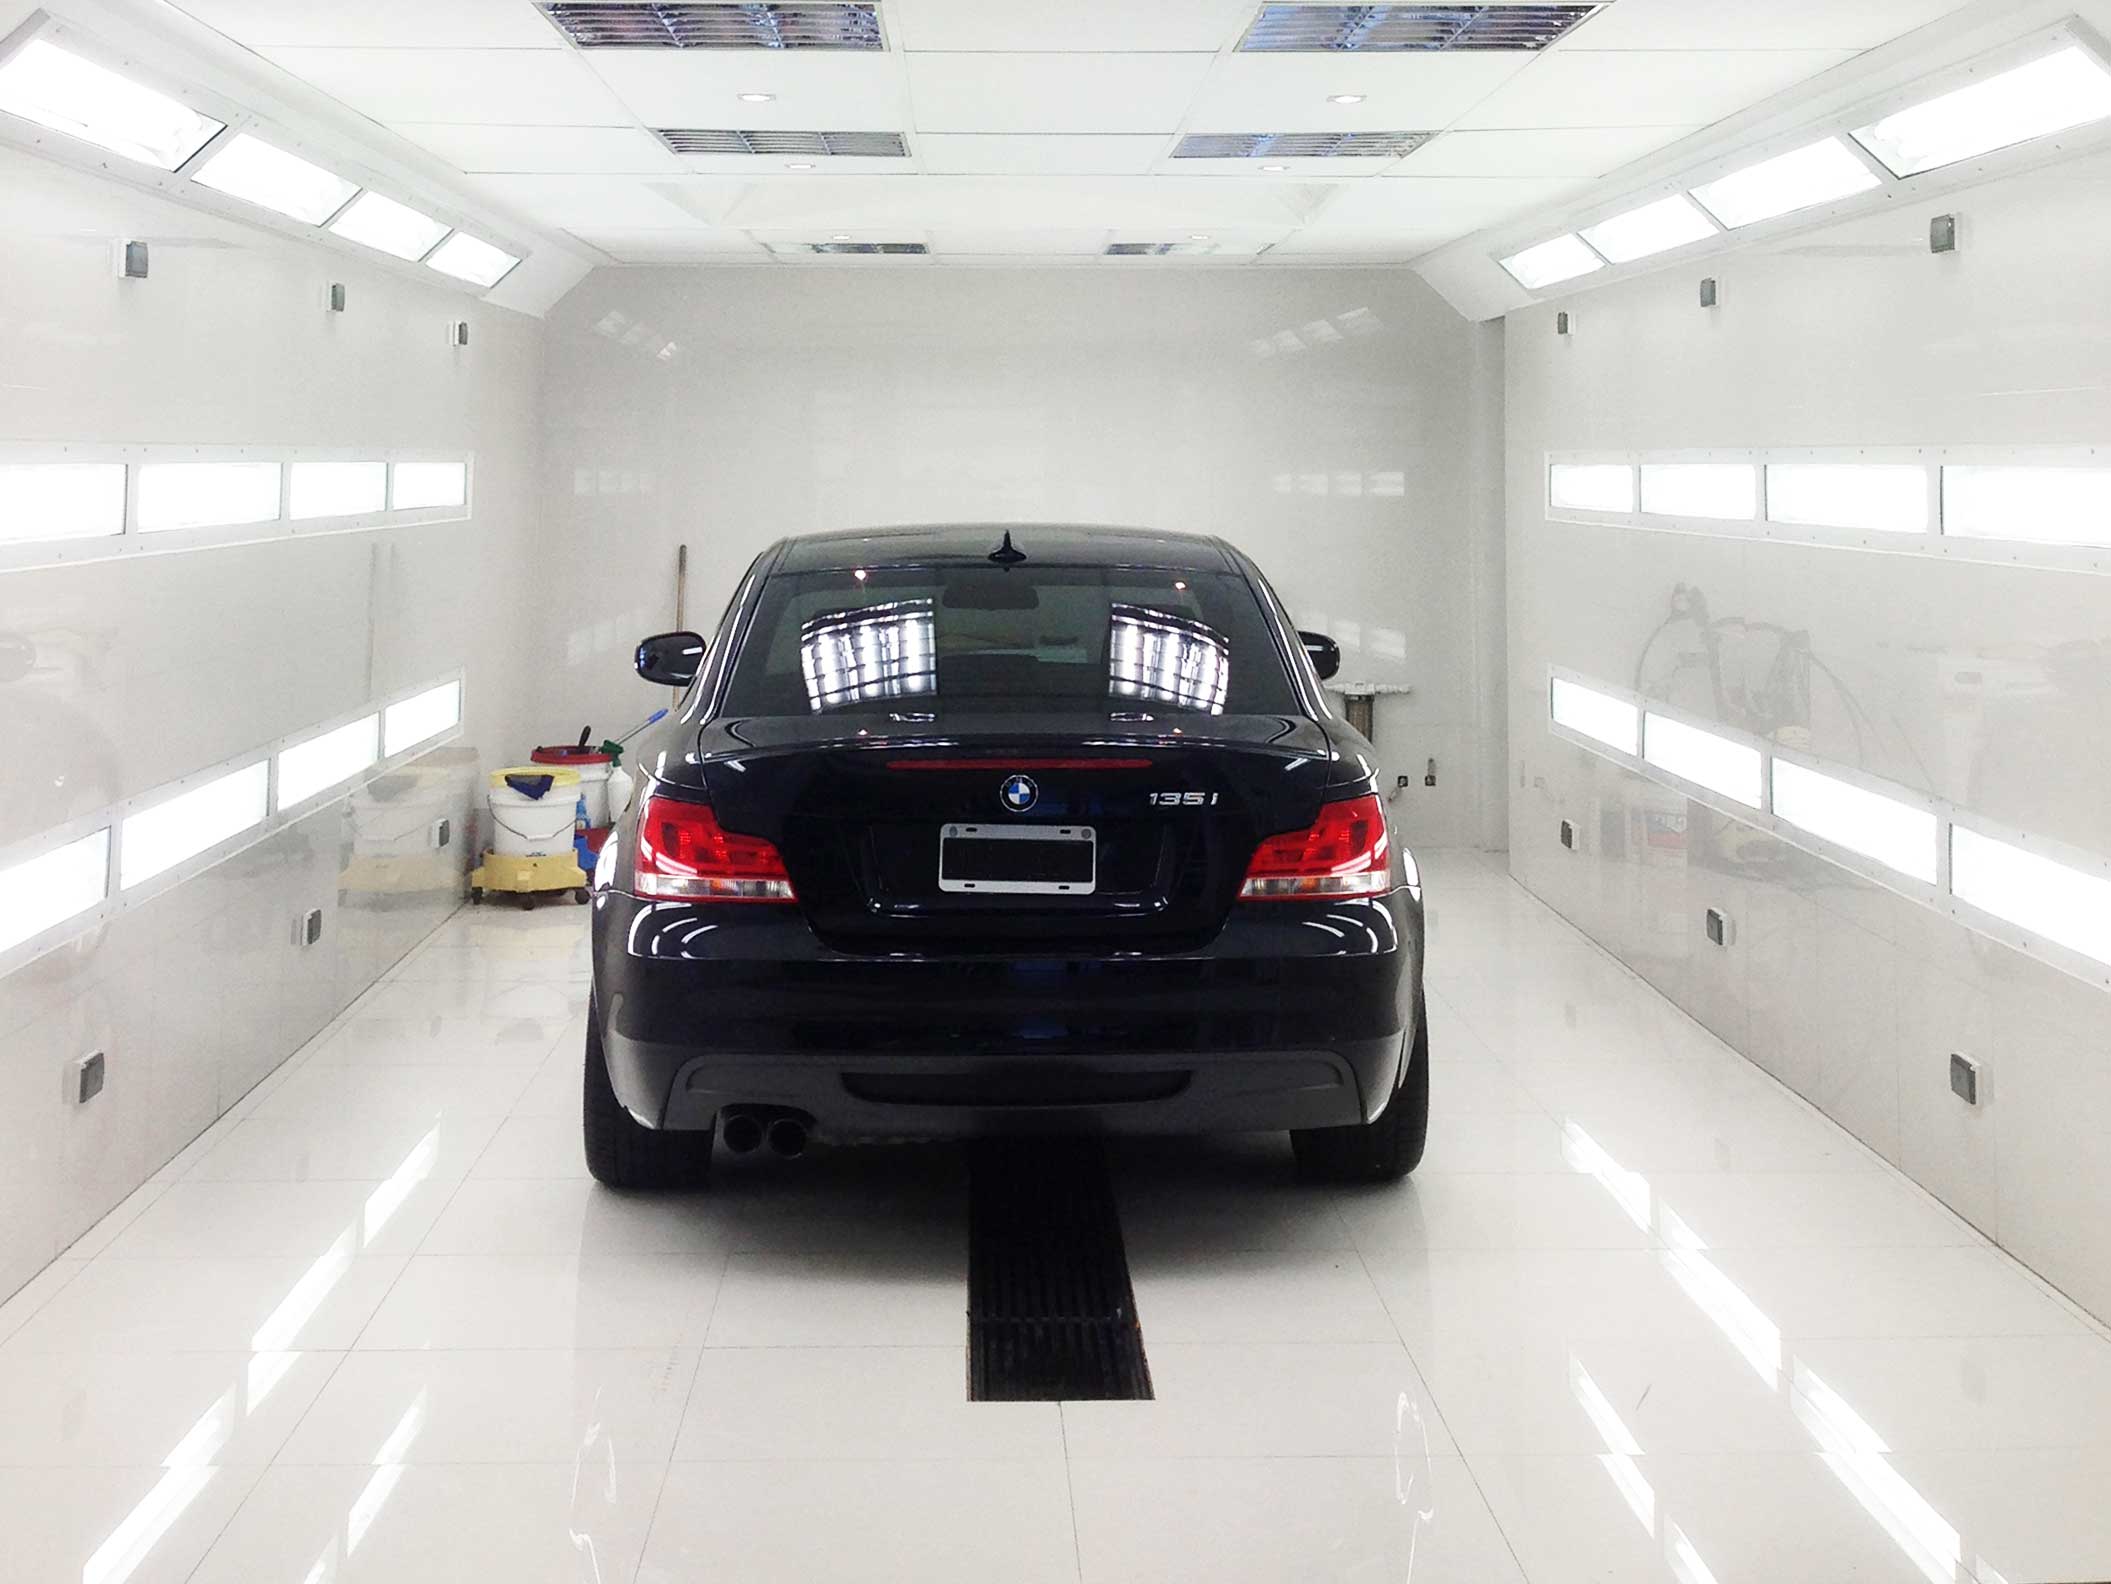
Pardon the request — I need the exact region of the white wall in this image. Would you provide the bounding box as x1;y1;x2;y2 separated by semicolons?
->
537;265;1508;849
0;142;544;1302
1506;149;2111;1319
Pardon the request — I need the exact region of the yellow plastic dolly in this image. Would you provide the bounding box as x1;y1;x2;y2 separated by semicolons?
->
469;849;591;909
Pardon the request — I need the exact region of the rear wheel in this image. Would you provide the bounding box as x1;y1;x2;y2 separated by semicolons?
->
582;1002;712;1190
1291;1003;1428;1184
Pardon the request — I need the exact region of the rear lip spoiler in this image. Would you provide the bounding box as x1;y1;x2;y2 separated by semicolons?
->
884;757;1156;771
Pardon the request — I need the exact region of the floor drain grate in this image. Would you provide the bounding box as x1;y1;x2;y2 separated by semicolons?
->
967;1139;1153;1402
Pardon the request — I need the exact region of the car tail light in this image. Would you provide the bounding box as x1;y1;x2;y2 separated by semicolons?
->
1239;794;1391;901
633;794;795;902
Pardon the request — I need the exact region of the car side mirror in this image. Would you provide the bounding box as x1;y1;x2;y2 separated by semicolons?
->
635;630;705;688
1299;630;1341;682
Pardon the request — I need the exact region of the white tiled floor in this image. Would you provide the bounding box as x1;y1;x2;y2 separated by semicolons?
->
5;849;2110;1581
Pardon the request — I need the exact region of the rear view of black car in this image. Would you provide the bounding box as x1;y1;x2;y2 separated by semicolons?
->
584;525;1428;1188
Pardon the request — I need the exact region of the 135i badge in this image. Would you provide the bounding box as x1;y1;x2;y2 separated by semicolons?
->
1149;791;1220;807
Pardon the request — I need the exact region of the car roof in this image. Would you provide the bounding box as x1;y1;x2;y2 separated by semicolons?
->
772;523;1240;574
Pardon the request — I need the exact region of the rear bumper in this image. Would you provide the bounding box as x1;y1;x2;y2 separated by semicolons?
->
590;888;1420;1139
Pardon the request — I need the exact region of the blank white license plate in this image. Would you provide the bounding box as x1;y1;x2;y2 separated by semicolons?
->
938;823;1096;895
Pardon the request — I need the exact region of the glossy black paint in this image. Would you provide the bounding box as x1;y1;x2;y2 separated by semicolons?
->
591;525;1422;1142
1298;630;1342;681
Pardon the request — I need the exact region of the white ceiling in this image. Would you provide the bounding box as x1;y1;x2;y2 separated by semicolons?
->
166;0;1977;266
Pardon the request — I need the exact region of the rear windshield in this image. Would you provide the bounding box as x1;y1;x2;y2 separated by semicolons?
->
720;564;1300;718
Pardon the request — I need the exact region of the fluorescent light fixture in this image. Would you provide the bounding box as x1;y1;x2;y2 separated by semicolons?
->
390;462;467;510
289;461;386;520
1641;462;1757;520
277;715;378;809
1644;713;1762;807
0;829;108;955
191;133;358;224
426;232;519;288
1952;826;2111;969
328;191;448;261
1771;760;1937;883
1552;678;1639;755
1854;45;2111;178
0;462;126;544
1499;234;1603;290
383;680;461;756
1690;138;1880;229
137;461;281;532
1550;462;1634;514
1942;464;2111;548
1766;463;1928;534
120;761;268;889
1580;194;1715;264
0;38;224;171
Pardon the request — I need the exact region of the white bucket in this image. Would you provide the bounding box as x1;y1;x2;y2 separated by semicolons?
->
528;751;614;827
488;767;581;857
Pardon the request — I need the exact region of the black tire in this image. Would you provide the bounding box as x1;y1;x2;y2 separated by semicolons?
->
574;888;591;905
582;1003;713;1190
1291;1002;1429;1184
470;888;484;906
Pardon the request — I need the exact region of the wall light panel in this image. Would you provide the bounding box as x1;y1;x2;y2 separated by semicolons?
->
0;829;108;955
1771;759;1937;884
1644;713;1762;807
1580;194;1714;264
390;462;467;511
1549;462;1634;513
1641;462;1756;520
1552;677;1639;756
328;192;448;261
1500;234;1602;290
1942;465;2111;548
1854;45;2111;178
0;462;126;544
289;461;386;520
383;680;461;756
191;133;358;225
1689;138;1880;229
1766;463;1928;535
277;716;379;809
0;37;223;171
426;233;519;288
119;761;269;889
1952;827;2111;969
137;461;282;532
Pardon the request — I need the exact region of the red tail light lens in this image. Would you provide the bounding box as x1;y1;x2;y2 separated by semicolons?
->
1239;794;1391;901
633;794;795;902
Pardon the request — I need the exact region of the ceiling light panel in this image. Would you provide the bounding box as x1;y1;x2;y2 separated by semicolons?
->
1105;241;1218;256
1499;233;1602;289
1173;131;1432;159
770;240;928;254
1240;5;1602;52
539;3;884;49
1579;193;1714;263
1690;137;1880;228
655;128;906;156
191;133;358;224
328;190;449;259
1853;44;2111;178
0;37;225;171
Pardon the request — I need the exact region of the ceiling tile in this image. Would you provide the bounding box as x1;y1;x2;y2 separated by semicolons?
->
1454;47;1857;129
463;173;700;227
394;124;687;174
1395;125;1700;177
906;53;1219;134
1309;174;1590;234
582;51;908;129
890;0;1253;52
571;229;770;263
1565;0;1976;51
926;229;1113;255
1184;53;1537;134
259;47;633;124
171;0;560;49
918;135;1169;175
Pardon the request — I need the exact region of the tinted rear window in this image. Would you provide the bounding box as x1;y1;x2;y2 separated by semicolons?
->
720;564;1299;718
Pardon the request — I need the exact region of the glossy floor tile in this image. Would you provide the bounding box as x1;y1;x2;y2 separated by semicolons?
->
4;856;2109;1584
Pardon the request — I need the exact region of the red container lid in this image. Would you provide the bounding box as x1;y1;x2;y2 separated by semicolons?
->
530;744;613;766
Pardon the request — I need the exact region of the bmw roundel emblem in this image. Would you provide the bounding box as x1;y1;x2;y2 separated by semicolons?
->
999;773;1039;814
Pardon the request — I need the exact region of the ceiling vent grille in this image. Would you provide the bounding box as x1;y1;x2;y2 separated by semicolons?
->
1171;130;1434;159
1105;242;1217;256
767;241;929;254
1239;4;1601;52
655;128;908;156
541;3;884;50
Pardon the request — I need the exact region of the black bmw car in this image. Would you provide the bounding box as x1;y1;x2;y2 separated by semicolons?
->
584;525;1427;1188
